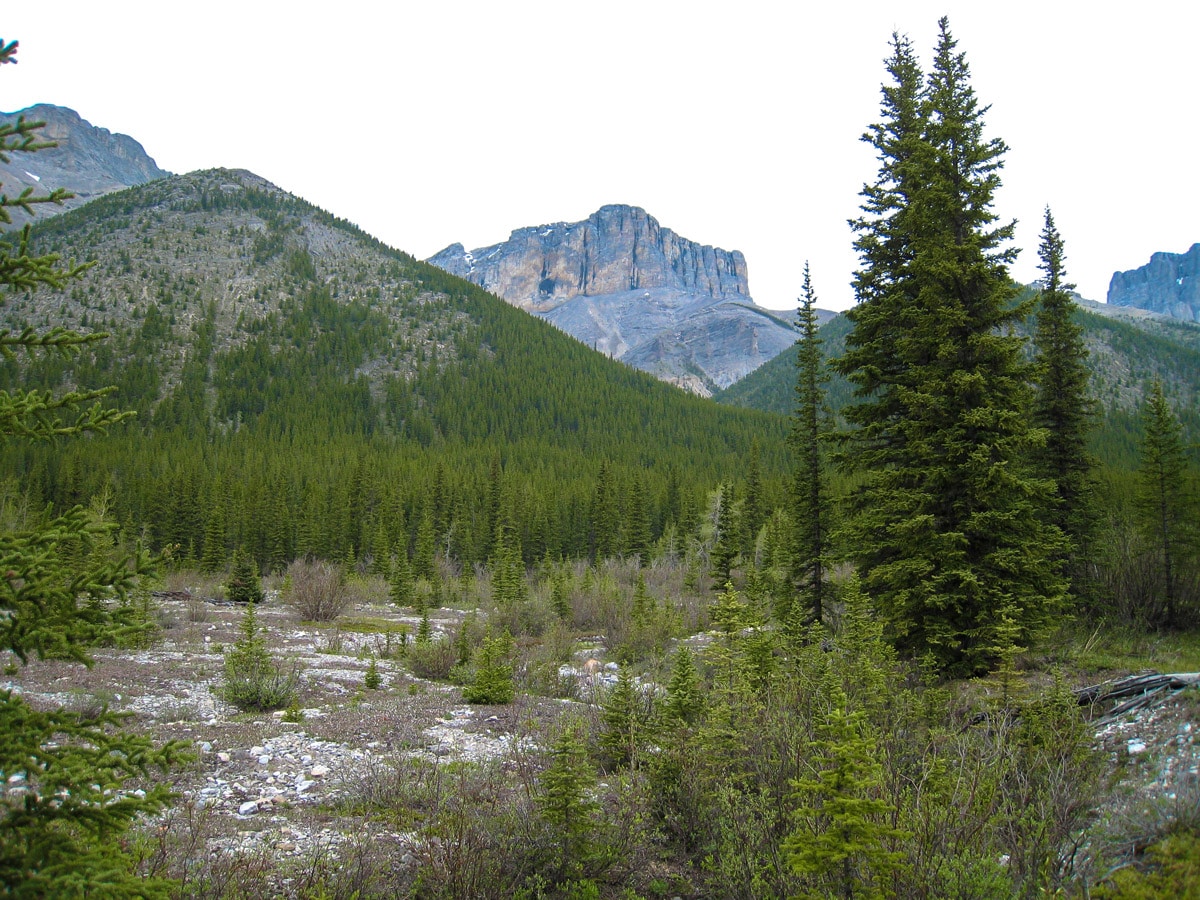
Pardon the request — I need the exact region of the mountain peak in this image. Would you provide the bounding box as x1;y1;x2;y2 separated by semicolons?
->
429;205;785;394
0;104;168;226
1108;243;1200;322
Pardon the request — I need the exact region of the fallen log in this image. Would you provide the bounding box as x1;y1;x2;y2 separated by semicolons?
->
151;589;196;602
1074;672;1200;725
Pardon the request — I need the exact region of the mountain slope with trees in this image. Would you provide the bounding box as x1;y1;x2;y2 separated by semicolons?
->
1;168;790;572
716;297;1200;466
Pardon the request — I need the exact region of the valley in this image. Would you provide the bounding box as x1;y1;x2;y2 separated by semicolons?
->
5;18;1200;897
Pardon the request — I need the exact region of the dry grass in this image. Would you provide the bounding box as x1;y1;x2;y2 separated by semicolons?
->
284;559;351;622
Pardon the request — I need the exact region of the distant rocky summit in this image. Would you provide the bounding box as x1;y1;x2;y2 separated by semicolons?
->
1108;244;1200;322
429;204;797;394
0;104;168;225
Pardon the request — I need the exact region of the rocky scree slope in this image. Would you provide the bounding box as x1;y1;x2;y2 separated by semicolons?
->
0;104;167;226
429;204;798;395
5;167;455;401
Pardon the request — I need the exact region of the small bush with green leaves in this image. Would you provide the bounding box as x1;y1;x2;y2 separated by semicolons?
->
405;636;457;680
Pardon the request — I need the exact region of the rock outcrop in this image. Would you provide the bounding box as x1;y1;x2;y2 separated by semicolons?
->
1108;244;1200;322
429;205;796;393
0;104;168;225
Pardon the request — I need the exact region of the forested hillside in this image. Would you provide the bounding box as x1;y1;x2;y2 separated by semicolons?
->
1;169;789;571
716;297;1200;467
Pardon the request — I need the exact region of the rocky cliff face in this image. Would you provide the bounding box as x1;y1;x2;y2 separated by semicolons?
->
1108;244;1200;321
0;104;168;225
429;205;795;393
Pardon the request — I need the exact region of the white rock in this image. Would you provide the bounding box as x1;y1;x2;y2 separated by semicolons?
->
1127;740;1147;754
238;800;260;815
310;765;329;778
217;752;231;763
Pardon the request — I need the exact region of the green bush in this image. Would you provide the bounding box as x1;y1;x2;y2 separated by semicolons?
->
405;636;457;680
1094;832;1200;898
221;602;298;711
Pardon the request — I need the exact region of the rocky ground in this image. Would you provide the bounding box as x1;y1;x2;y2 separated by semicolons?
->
5;590;1199;895
3;592;609;887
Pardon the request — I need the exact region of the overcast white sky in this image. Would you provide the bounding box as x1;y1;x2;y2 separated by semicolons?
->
4;2;1196;312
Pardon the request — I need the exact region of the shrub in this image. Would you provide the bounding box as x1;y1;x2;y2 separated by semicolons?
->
222;602;298;711
284;558;350;621
405;636;457;680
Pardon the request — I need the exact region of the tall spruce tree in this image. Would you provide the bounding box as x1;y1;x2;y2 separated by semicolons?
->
1031;208;1099;598
742;439;766;558
790;262;832;626
0;39;181;894
836;20;1064;674
1135;379;1195;628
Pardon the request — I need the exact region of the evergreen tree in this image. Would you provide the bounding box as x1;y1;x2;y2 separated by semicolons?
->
591;460;619;560
598;666;644;770
222;598;297;711
709;483;740;589
624;470;652;565
364;656;382;690
663;646;705;725
413;507;436;581
489;520;527;608
538;722;600;883
463;629;514;704
790;262;832;626
742;439;766;558
416;607;432;644
265;478;291;574
784;684;907;899
199;501;227;574
368;516;391;576
225;546;264;603
836;20;1065;674
551;564;573;620
389;537;415;607
1031;208;1099;597
630;570;653;625
0;51;181;893
1135;379;1195;628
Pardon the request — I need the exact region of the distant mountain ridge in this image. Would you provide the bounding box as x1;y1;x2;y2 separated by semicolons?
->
0;104;167;225
1108;243;1200;322
429;204;799;395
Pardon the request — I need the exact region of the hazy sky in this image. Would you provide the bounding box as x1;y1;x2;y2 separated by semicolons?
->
4;2;1195;312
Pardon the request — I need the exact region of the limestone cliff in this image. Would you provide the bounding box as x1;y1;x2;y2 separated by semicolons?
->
0;104;168;226
1108;244;1200;322
429;205;795;393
